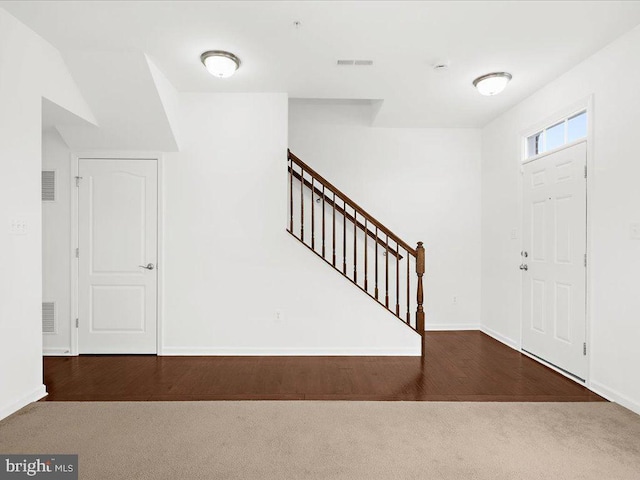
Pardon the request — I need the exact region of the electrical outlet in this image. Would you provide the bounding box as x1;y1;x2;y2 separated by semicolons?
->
630;223;640;240
452;296;458;305
275;310;283;322
9;218;28;235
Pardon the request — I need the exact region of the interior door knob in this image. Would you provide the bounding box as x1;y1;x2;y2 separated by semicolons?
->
519;264;528;271
139;263;155;270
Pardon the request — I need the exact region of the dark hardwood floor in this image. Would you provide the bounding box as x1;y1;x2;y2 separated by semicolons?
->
42;331;605;402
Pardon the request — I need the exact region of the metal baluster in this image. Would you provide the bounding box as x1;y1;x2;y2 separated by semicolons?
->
375;227;379;300
406;250;410;325
343;198;347;275
332;192;336;267
300;166;304;241
385;234;389;308
289;156;293;233
311;177;315;250
364;218;368;291
322;184;326;258
396;240;400;316
353;210;357;283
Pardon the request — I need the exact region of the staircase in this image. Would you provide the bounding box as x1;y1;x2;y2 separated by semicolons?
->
287;150;425;355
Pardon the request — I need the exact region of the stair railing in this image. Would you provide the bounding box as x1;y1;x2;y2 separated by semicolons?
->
287;150;425;353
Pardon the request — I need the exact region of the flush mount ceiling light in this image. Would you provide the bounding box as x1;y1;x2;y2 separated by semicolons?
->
200;50;241;78
473;72;512;96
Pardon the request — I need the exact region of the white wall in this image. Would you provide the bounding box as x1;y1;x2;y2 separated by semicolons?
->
289;101;483;329
37;92;420;356
0;8;94;419
161;93;420;354
42;129;72;355
482;24;640;414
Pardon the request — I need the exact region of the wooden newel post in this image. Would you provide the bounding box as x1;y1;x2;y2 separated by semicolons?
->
416;241;425;355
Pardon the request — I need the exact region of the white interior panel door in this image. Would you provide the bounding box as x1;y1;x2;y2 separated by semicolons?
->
78;159;157;353
522;142;587;379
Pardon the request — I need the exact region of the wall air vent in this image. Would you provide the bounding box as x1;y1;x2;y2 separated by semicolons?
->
42;302;56;334
337;60;374;66
42;170;56;201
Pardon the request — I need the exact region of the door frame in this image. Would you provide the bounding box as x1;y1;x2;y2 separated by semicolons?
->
69;153;164;356
517;95;594;387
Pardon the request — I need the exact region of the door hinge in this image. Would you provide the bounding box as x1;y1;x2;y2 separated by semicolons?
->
75;247;80;258
584;165;587;179
75;176;83;187
75;318;79;328
583;342;587;356
584;253;587;267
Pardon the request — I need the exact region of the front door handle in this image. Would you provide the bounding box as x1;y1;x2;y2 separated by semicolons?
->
138;263;155;270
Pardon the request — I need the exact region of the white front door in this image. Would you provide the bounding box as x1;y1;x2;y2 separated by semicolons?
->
78;159;158;354
522;142;587;380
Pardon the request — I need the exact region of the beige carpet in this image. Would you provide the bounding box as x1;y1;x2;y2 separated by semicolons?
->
1;402;639;479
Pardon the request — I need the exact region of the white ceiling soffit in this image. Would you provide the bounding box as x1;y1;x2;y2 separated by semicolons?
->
41;97;97;135
146;55;183;150
54;51;180;151
3;1;640;127
289;99;384;127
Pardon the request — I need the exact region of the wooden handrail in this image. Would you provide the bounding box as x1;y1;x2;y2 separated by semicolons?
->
288;167;404;260
289;150;416;257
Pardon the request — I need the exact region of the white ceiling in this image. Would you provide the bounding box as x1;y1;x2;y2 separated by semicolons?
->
4;1;640;127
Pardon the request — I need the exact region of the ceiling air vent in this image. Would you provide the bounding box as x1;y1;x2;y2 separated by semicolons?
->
42;302;56;334
42;171;56;202
337;59;373;66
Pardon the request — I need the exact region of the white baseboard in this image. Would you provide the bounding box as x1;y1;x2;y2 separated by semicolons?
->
589;381;640;416
0;384;47;421
479;325;520;349
424;323;480;331
161;346;421;356
43;348;72;356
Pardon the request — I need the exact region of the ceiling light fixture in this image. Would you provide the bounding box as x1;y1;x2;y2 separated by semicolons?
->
473;72;512;96
200;50;241;78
